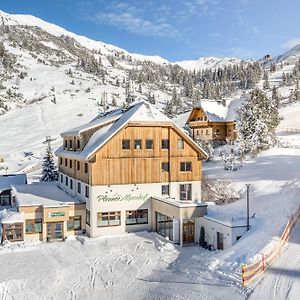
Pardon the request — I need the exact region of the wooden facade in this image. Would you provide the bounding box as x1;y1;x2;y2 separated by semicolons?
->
58;122;206;186
187;107;236;142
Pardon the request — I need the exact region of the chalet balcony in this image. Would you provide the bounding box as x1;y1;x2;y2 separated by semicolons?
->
188;120;209;127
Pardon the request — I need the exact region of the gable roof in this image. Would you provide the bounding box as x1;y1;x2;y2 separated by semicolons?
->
185;98;240;124
56;101;208;160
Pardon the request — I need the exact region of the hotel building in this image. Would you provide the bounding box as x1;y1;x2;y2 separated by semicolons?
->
55;101;208;245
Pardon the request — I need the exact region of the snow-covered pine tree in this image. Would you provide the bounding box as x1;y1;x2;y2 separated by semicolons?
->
41;137;58;182
263;70;270;90
237;88;279;155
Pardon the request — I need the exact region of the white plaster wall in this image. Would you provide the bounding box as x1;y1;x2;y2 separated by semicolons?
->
198;217;233;250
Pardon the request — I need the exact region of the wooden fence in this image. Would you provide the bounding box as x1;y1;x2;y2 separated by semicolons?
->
241;203;300;287
277;127;300;133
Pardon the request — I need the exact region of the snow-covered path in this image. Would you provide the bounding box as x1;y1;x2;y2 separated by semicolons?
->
249;220;300;300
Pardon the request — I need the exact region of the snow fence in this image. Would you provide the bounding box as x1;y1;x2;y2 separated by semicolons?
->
241;203;300;287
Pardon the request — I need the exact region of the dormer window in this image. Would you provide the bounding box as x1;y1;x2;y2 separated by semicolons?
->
77;139;81;150
69;140;73;150
64;139;67;149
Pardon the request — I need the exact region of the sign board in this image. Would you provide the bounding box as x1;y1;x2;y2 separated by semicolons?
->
97;193;149;202
48;212;65;217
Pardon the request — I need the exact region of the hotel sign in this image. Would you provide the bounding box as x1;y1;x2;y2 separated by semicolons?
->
97;193;149;202
48;212;65;217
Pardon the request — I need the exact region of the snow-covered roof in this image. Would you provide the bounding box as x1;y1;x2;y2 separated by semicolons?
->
0;208;23;224
56;101;208;160
204;204;247;227
12;182;84;208
0;174;27;193
61;108;125;137
193;99;238;122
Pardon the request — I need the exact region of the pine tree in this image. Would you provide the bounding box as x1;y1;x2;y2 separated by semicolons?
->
263;70;270;90
237;88;278;155
163;100;174;118
41;137;58;182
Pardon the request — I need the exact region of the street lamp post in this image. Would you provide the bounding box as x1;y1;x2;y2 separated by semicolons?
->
246;184;250;231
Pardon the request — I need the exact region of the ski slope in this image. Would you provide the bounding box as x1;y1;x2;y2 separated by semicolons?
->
249;220;300;300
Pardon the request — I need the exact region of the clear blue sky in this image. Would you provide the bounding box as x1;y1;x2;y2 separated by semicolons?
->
1;0;299;61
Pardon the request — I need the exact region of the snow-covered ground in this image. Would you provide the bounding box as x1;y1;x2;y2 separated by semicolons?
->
0;137;299;299
248;220;300;300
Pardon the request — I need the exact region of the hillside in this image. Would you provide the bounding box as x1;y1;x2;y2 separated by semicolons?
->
0;10;300;175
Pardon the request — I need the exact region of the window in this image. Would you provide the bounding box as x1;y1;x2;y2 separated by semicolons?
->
65;158;67;167
77;139;80;150
25;219;42;234
0;194;10;206
162;162;169;172
64;139;67;149
60;157;63;165
86;209;90;226
161;185;170;196
85;186;89;198
70;179;73;190
60;174;63;183
177;139;184;149
122;139;130;150
3;223;23;242
77;182;81;193
162;139;169;149
67;216;82;231
97;211;121;227
69;159;72;168
84;163;88;173
126;210;148;225
146;139;154;149
134;139;142;150
180;162;192;172
65;176;69;186
156;212;173;241
77;161;80;171
206;129;209;135
69;139;73;149
180;184;192;201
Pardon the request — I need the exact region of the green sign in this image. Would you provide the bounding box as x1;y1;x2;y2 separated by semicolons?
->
48;212;65;217
97;193;149;202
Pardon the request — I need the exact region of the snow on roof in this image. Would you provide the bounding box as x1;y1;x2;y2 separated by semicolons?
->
186;97;242;123
0;174;27;193
0;208;23;224
12;182;84;207
204;203;247;227
56;101;201;160
61;108;124;137
173;111;191;129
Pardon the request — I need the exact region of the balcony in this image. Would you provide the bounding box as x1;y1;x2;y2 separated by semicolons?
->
188;120;209;127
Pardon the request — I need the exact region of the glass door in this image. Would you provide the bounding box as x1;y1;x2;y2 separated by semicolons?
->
54;223;63;239
47;222;63;241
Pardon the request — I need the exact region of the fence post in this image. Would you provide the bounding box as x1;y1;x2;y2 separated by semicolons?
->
242;265;246;287
262;254;265;271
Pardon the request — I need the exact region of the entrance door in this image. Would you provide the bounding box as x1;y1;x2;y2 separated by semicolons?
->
183;220;195;244
47;222;63;241
217;232;224;250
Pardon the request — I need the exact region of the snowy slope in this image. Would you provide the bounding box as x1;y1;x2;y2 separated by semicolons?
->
174;56;243;71
274;43;300;64
0;10;169;64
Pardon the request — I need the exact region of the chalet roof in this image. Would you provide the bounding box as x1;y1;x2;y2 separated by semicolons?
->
0;174;27;193
192;99;238;122
56;101;208;160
